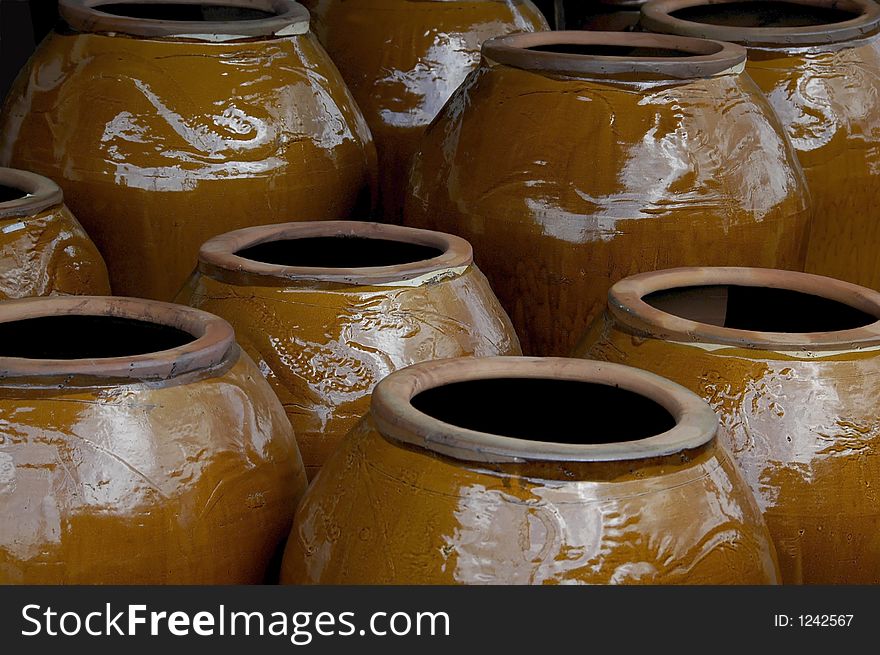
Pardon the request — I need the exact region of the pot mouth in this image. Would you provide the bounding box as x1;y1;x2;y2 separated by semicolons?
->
641;0;880;48
481;30;746;79
0;296;236;383
608;267;880;351
371;357;717;464
0;168;63;220
59;0;310;40
197;221;473;287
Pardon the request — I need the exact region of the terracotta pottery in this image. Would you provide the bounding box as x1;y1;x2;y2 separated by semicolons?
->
0;295;307;584
300;0;548;223
280;356;780;584
641;0;880;291
0;0;377;301
0;167;110;298
176;220;522;479
575;266;880;584
404;30;811;356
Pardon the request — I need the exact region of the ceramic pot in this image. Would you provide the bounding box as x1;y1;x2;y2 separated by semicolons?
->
176;221;522;479
0;167;110;298
575;266;880;584
280;356;780;584
300;0;547;223
641;0;880;291
404;31;811;356
0;0;377;301
0;295;307;584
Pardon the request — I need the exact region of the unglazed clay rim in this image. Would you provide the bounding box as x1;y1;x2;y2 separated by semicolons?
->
0;296;236;382
198;220;474;286
641;0;880;48
481;30;746;78
371;356;718;464
59;0;310;39
0;168;63;220
608;266;880;351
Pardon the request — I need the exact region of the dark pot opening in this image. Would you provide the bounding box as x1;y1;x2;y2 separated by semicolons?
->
95;3;276;21
0;316;196;359
670;2;858;28
644;285;878;333
411;378;676;445
527;43;697;57
0;184;27;204
235;236;445;269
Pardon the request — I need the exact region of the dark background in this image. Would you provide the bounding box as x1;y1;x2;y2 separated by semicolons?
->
1;0;60;101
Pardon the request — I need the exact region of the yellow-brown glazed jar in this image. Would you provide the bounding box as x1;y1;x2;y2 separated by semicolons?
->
301;0;548;222
280;356;780;584
176;221;521;479
0;296;307;584
0;0;377;301
642;0;880;290
575;266;880;584
404;31;811;357
0;167;110;298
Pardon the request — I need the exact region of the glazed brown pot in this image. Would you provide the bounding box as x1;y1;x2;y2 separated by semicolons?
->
641;0;880;291
280;356;780;584
300;0;548;223
0;167;110;298
0;0;377;301
176;221;521;479
0;296;307;584
404;30;811;356
575;266;880;584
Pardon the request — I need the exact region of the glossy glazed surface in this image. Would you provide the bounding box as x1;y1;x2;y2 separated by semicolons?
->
0;300;307;584
0;21;377;300
280;357;779;584
404;36;811;356
301;0;547;222
0;203;111;299
177;224;521;479
575;268;880;583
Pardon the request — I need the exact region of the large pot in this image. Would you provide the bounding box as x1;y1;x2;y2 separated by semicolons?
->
176;220;521;479
0;0;377;301
575;266;880;584
300;0;548;223
0;167;110;298
280;356;780;584
0;296;307;583
403;31;811;356
641;0;880;291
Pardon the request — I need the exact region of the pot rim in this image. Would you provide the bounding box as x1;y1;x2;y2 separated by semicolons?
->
59;0;310;40
197;220;474;287
641;0;880;48
0;168;63;220
607;266;880;351
371;356;718;464
0;296;236;382
480;30;746;79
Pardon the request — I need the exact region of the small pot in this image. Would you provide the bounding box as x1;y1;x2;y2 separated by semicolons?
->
576;266;880;583
0;0;377;301
281;356;780;584
0;167;110;298
176;220;521;479
641;0;880;291
0;295;307;584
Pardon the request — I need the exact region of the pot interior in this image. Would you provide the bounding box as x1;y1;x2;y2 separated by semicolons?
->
527;44;697;58
669;2;859;28
235;236;445;269
94;3;276;21
411;378;676;444
644;284;878;333
0;315;195;359
0;184;27;204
